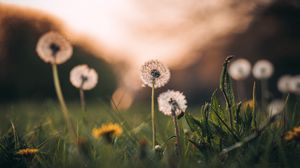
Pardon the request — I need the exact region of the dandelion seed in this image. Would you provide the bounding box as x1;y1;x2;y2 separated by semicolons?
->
290;75;300;95
228;58;251;80
36;31;73;64
16;148;39;155
140;60;170;88
92;123;123;143
252;60;274;79
158;90;187;116
70;64;98;90
277;75;292;93
268;100;285;117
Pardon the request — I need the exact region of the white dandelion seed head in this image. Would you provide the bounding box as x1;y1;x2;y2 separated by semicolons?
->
36;31;73;64
158;90;187;116
268;100;285;117
228;58;251;80
70;64;98;90
290;75;300;95
252;60;274;79
277;75;292;93
140;60;170;88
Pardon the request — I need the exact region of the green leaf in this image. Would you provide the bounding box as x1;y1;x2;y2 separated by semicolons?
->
219;56;236;111
185;112;203;137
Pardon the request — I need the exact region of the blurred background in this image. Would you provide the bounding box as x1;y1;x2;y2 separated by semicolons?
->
0;0;300;109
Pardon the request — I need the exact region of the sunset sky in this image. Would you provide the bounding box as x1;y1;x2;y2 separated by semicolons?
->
2;0;271;68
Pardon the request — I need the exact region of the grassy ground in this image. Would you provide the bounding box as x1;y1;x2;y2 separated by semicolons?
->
0;58;300;168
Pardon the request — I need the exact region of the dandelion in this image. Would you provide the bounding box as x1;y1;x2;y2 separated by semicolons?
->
228;58;251;100
36;31;73;64
242;100;254;110
283;125;300;141
290;75;300;95
277;75;292;93
158;90;187;156
252;60;274;79
70;64;98;90
140;59;170;149
36;31;75;140
252;60;274;112
268;100;285;117
140;60;170;88
16;148;39;155
92;123;123;143
158;90;187;117
228;58;251;80
284;131;295;141
70;64;98;112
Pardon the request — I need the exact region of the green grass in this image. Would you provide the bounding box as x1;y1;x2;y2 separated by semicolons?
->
0;57;300;168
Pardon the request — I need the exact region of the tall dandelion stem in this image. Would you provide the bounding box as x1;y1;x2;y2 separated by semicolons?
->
172;109;181;157
79;87;86;113
52;63;76;137
140;60;170;149
261;79;268;113
151;80;156;149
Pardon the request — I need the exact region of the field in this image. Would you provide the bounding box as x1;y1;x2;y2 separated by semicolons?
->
0;57;299;168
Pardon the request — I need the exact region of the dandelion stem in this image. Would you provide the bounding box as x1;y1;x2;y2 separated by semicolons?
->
236;80;246;101
172;110;181;157
253;82;257;130
151;80;157;149
79;88;86;113
52;63;76;138
260;79;268;113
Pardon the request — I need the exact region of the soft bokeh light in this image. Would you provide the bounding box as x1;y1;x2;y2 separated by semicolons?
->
111;87;134;111
4;0;270;68
5;0;299;106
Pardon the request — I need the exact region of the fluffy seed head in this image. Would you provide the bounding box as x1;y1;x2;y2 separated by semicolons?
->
158;90;187;116
277;75;292;93
252;60;274;79
290;75;300;95
228;58;251;80
140;60;170;88
70;64;98;90
36;31;73;64
268;100;285;117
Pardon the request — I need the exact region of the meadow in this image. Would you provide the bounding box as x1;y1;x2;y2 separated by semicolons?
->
0;32;300;168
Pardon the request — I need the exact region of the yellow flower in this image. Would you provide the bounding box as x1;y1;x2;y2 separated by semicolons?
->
293;126;300;133
284;131;296;141
92;123;123;139
283;125;300;141
242;100;254;110
16;148;39;155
